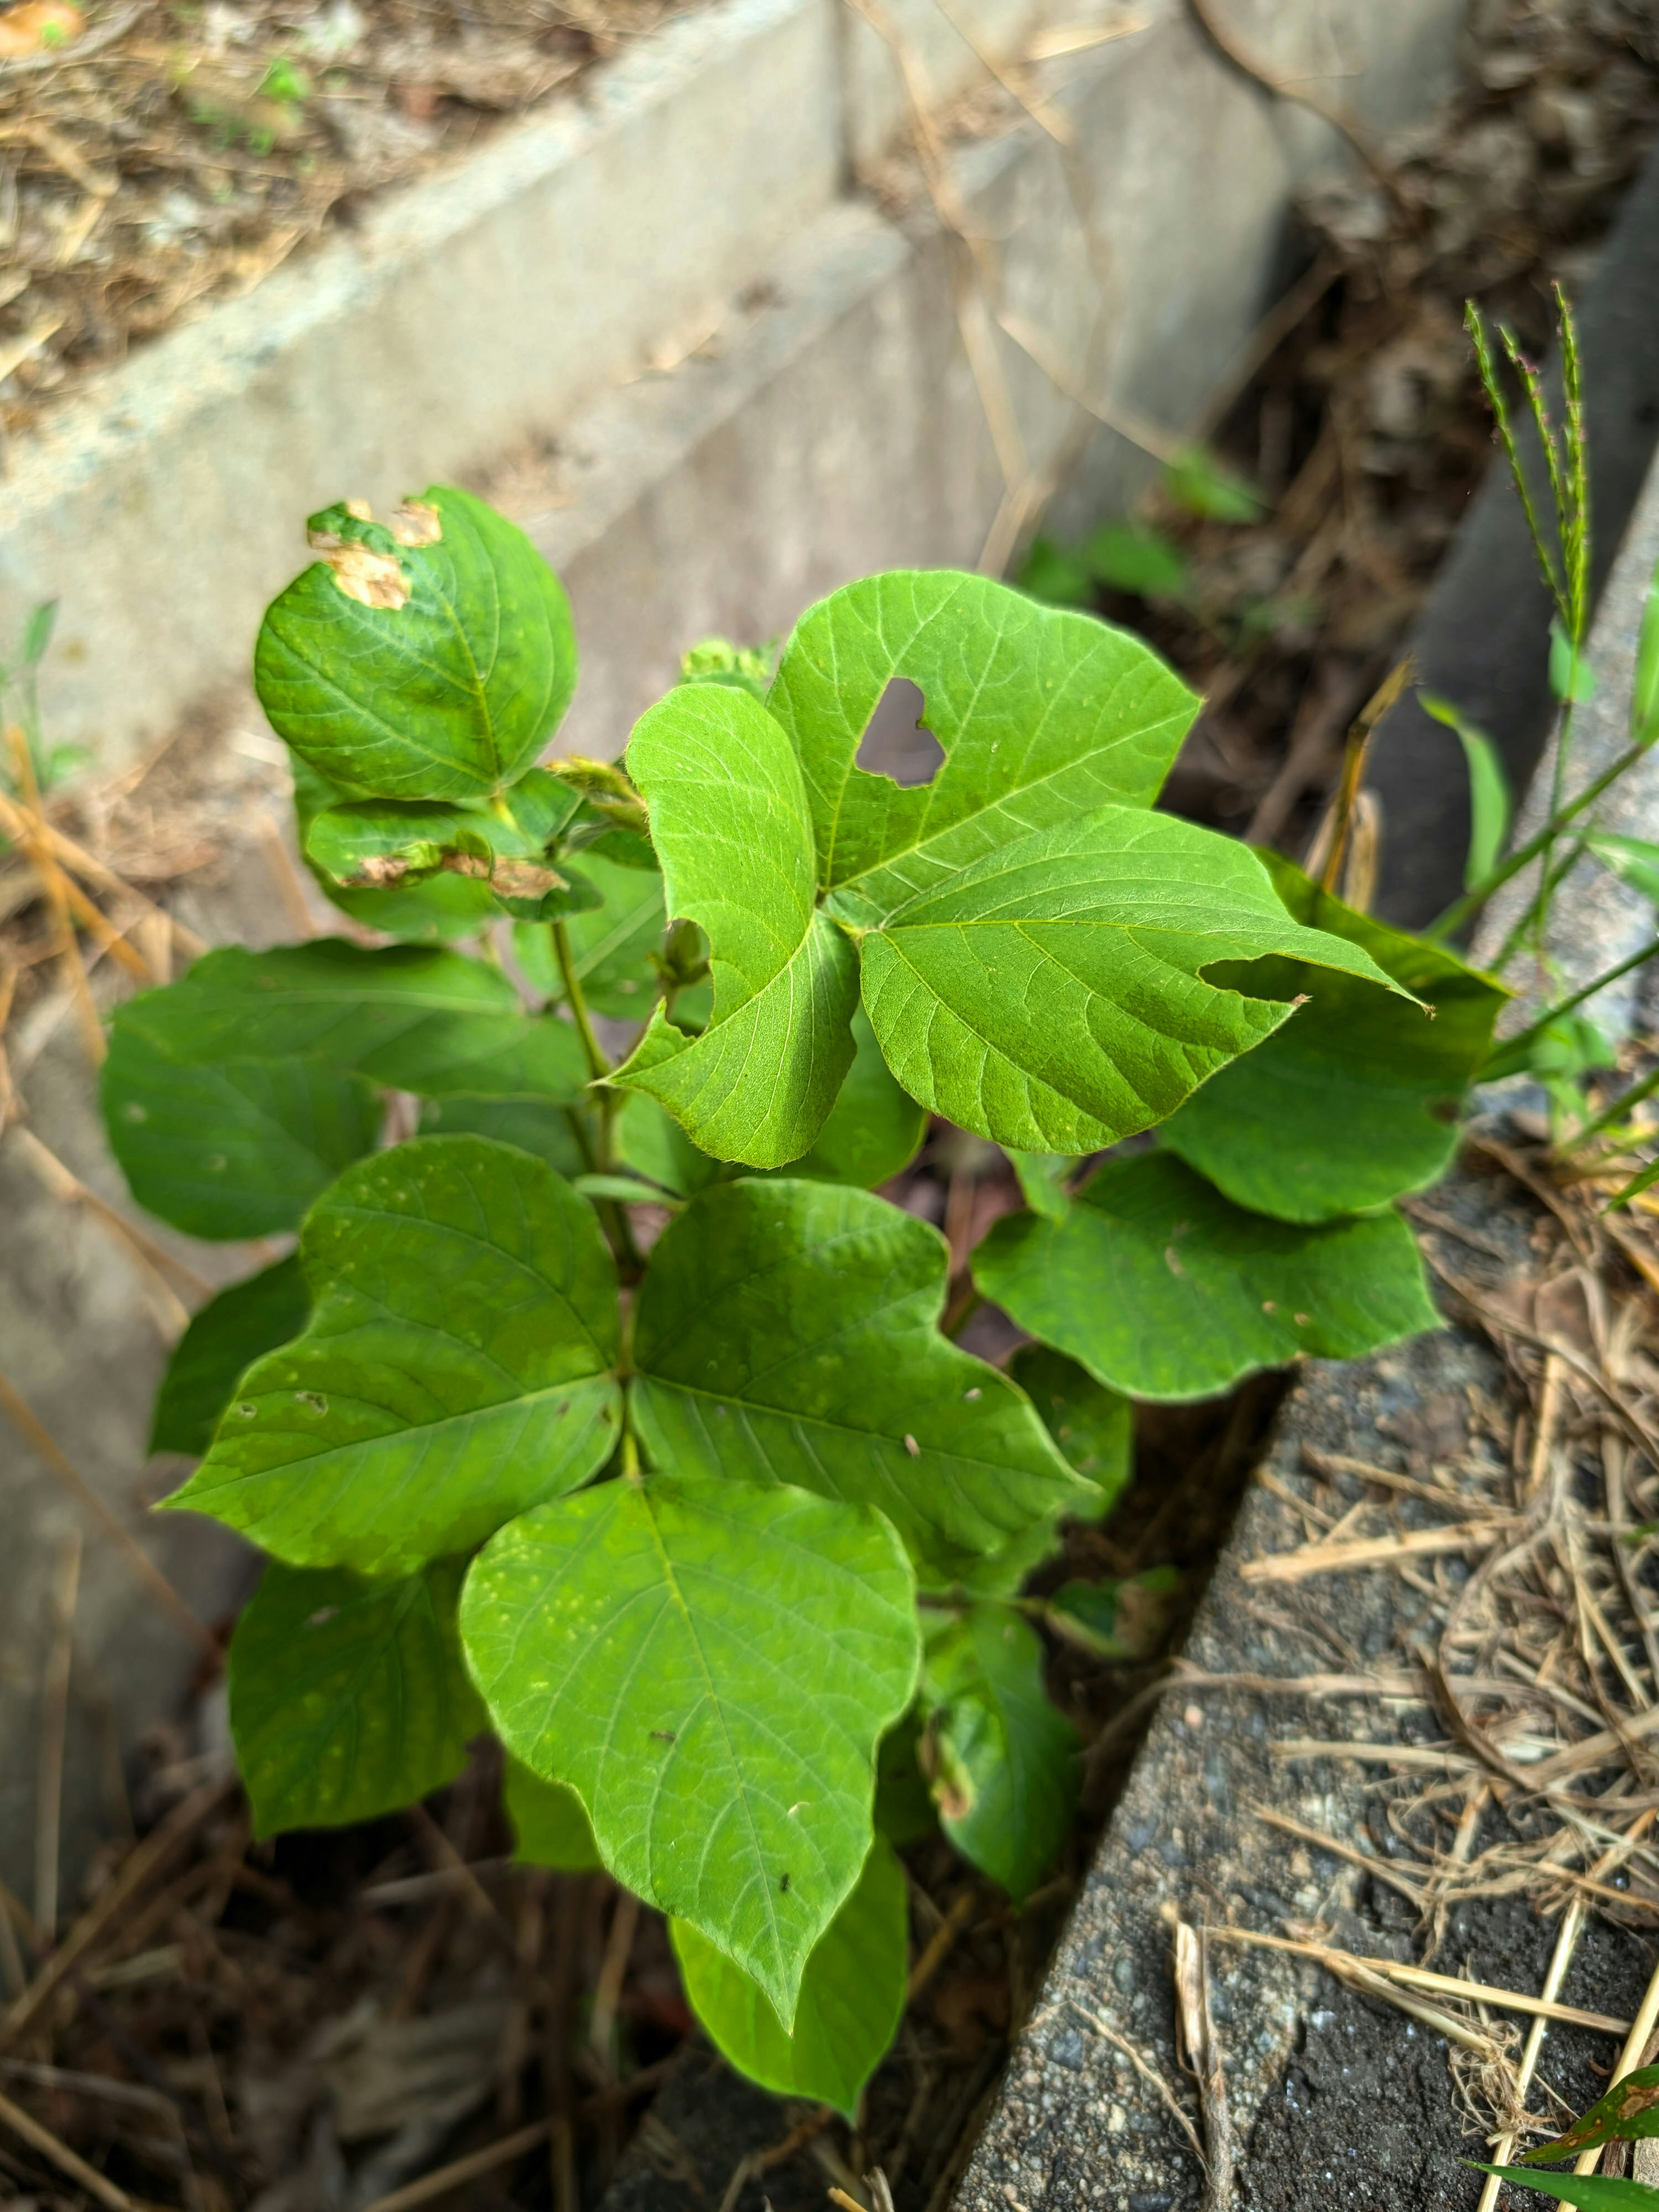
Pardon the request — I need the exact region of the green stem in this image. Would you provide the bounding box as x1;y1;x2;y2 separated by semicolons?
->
1567;1060;1659;1151
1427;738;1649;944
553;920;609;1086
1484;936;1659;1074
1491;839;1583;976
562;1105;599;1176
1535;688;1579;964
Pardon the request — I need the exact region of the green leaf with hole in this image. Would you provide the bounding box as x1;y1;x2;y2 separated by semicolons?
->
975;1152;1437;1401
1007;1344;1131;1506
766;570;1197;900
505;1758;600;1872
513;849;668;1019
150;1255;311;1457
103;1011;379;1239
118;941;589;1105
846;807;1411;1155
1160;855;1506;1221
671;1836;907;2115
255;485;577;802
1472;2171;1659;2209
461;1476;918;2026
228;1557;484;1837
165;1138;621;1574
1421;692;1512;890
921;1604;1076;1903
632;1179;1096;1592
611;683;858;1166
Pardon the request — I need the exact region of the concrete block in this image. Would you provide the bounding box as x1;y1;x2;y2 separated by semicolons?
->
0;0;841;772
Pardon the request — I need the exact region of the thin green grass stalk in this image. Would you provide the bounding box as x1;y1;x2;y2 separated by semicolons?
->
1491;839;1584;974
1487;935;1659;1072
1465;301;1567;623
1557;280;1591;643
1528;292;1591;962
1503;327;1571;613
1567;1059;1659;1152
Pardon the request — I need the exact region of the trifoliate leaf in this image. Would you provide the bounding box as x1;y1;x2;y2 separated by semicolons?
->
845;806;1411;1155
505;1758;600;1872
611;683;858;1167
975;1152;1437;1402
631;1179;1097;1592
150;1255;310;1457
671;1837;907;2116
921;1605;1076;1903
228;1557;483;1837
165;1138;621;1574
462;1475;918;2027
104;1012;379;1240
255;486;577;802
116;941;589;1105
1160;854;1506;1221
766;570;1197;901
1007;1344;1131;1507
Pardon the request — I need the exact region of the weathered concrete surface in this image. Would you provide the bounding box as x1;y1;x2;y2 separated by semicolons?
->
1367;134;1659;933
0;0;1464;771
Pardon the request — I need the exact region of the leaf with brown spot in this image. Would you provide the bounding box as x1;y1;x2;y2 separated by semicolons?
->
1521;2067;1659;2160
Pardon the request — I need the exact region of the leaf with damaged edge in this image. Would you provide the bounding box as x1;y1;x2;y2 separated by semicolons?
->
672;1837;907;2116
610;683;858;1167
921;1604;1077;1903
847;806;1412;1155
255;485;578;802
120;941;590;1105
165;1138;621;1575
150;1255;311;1458
1519;2067;1659;2160
461;1475;918;2026
974;1151;1437;1402
103;1014;379;1240
505;1758;600;1872
765;569;1197;900
228;1557;484;1837
1160;854;1506;1222
632;1179;1097;1592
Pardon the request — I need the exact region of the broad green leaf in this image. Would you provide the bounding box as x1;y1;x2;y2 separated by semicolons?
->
680;636;773;700
1519;2068;1659;2161
1007;1344;1131;1506
1635;551;1659;746
1160;855;1506;1221
922;1605;1076;1903
846;806;1411;1155
1081;521;1190;601
150;1256;310;1458
671;1836;906;2116
1007;1151;1072;1222
632;1179;1097;1591
1162;443;1264;523
227;1558;484;1837
615;1093;722;1198
514;850;668;1018
505;1757;600;1872
974;1152;1438;1401
254;486;577;802
103;1013;378;1239
611;683;858;1167
1472;2169;1659;2209
1421;693;1512;889
766;570;1197;900
122;941;589;1105
763;1005;927;1189
1044;1570;1180;1660
165;1138;621;1574
416;1095;588;1179
1589;833;1659;904
462;1475;918;2025
306;798;491;883
306;786;597;925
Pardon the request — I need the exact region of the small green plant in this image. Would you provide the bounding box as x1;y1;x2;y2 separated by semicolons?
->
112;486;1511;2109
1472;2062;1659;2205
0;600;85;801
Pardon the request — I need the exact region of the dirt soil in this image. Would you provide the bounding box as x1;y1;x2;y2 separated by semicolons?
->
0;0;686;449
